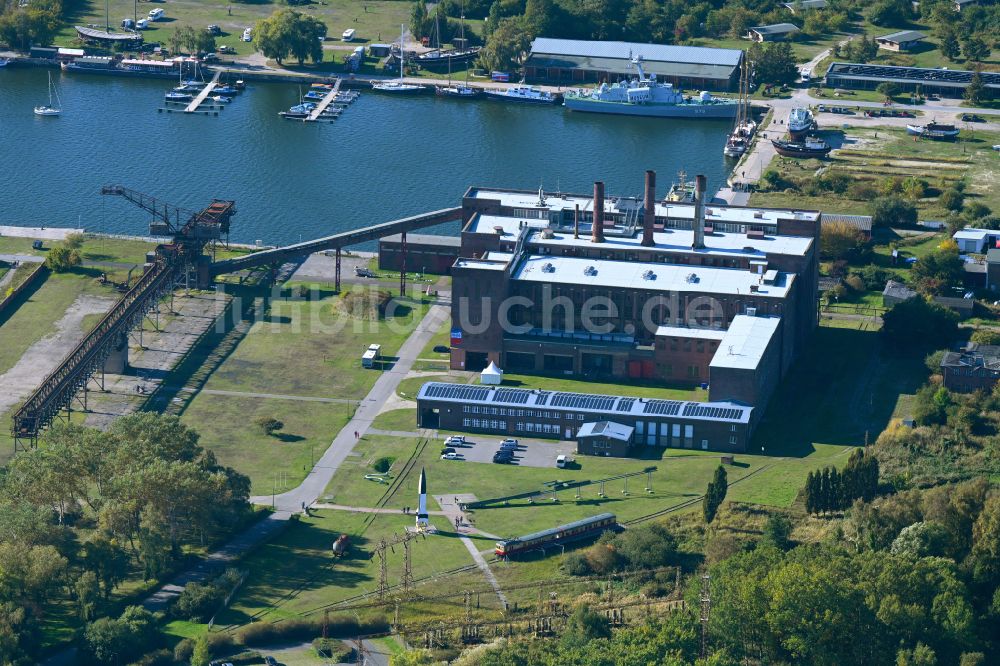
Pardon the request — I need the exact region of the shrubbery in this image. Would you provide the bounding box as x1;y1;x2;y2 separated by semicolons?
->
563;522;677;576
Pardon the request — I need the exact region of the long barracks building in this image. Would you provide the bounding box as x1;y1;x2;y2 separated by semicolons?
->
417;172;821;453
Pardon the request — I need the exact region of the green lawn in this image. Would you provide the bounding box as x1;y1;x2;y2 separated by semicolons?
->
0;235;157;264
53;0;417;55
214;509;480;627
751;127;1000;220
321;435;423;508
201;285;431;400
370;408;419;432
181;395;353;495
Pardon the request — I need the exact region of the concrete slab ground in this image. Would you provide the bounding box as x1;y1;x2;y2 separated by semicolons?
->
83;291;231;429
0;225;83;240
0;294;116;415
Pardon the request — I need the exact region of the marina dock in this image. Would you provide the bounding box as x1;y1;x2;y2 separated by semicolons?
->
185;70;221;113
306;79;342;122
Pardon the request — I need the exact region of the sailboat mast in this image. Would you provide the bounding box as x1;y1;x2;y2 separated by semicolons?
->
399;24;405;83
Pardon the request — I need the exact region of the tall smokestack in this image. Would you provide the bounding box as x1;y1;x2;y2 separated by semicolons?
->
692;174;706;250
574;204;580;239
642;170;656;247
592;181;605;244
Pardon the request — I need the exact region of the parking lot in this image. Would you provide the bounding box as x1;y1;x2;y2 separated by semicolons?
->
440;435;577;469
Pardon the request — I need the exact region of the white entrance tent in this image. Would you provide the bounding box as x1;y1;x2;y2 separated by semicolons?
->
480;361;503;385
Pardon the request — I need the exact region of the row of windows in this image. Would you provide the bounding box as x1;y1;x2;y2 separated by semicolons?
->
462;418;508;429
517;422;562;434
463;405;585;420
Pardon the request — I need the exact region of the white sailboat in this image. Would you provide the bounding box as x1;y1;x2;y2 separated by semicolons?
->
372;25;427;93
34;71;62;116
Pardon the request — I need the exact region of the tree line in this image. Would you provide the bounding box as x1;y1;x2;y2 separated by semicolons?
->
804;448;879;515
0;414;250;665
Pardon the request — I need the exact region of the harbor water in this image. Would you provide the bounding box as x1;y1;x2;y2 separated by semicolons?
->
0;68;735;246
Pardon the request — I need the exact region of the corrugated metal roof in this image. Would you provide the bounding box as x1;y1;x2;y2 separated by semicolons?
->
822;214;872;232
529;38;742;67
527;53;738;80
750;23;800;34
877;30;926;43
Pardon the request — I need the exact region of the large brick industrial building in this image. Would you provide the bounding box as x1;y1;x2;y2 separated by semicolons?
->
415;172;821;453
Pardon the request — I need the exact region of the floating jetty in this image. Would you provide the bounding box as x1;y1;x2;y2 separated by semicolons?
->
279;79;360;124
185;70;221;113
306;78;342;121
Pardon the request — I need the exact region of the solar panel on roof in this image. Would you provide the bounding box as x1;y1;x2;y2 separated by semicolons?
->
616;398;636;413
424;384;490;402
642;400;683;416
494;389;531;404
683;404;744;420
535;391;551;406
551;393;616;411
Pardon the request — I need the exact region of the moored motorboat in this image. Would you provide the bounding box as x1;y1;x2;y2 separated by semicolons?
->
215;85;238;95
483;85;559;104
164;91;192;102
436;84;480;98
771;137;832;158
212;95;233;104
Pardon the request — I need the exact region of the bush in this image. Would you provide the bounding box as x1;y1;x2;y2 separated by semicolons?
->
227;650;264;665
844;275;865;293
848;181;877;200
128;649;172;666
313;638;352;661
372;456;394;474
254;416;283;436
882;297;959;352
970;329;1000;345
852;265;892;291
613;522;677;569
818;171;851;194
939;188;965;212
64;232;85;250
563;551;591;576
44;245;81;272
870;196;917;228
172;582;226;622
820;221;868;261
964;202;991;221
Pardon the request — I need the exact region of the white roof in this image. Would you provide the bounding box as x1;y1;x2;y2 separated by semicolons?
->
454;258;506;271
481;361;503;376
710;315;781;371
655;325;727;340
529;37;742;67
954;228;991;241
513;255;794;299
466;188;820;225
58;47;85;56
577;421;634;441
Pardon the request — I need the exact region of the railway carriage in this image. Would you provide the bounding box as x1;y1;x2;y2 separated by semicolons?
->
495;513;617;558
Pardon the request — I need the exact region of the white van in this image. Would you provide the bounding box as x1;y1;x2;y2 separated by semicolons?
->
342;28;356;41
147;8;164;21
556;455;567;468
136;18;148;29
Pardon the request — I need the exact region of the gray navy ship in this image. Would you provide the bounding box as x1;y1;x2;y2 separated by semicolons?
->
563;55;739;119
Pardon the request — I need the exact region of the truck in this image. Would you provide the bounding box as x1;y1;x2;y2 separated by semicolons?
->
361;343;382;368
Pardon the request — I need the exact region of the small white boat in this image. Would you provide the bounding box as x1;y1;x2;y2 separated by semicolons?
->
34;72;61;116
0;58;10;68
164;91;192;102
372;24;428;94
211;95;233;104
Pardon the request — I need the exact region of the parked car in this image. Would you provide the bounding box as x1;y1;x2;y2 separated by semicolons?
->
492;453;513;464
218;45;234;54
207;24;221;35
499;441;518;451
354;266;377;278
433;345;450;353
444;435;465;446
556;454;567;468
441;447;456;455
203;53;219;62
242;28;253;42
441;452;461;460
500;438;518;447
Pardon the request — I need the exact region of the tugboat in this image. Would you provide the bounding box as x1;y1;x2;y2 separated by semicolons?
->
483;85;560;104
724;56;756;158
787;107;815;141
906;121;960;140
771;136;832;158
665;170;696;203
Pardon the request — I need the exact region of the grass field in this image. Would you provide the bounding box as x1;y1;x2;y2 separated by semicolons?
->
0;234;158;264
321;435;423;507
369;408;419;432
750;127;1000;219
182;395;353;495
199;285;431;399
214;509;481;627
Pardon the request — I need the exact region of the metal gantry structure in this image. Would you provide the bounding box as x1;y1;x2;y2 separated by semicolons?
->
10;189;462;450
11;187;236;450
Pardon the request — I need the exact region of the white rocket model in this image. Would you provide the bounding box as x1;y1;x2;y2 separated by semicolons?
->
416;467;429;529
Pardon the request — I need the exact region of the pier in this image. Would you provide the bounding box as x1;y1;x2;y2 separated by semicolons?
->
306;78;342;122
185;70;221;113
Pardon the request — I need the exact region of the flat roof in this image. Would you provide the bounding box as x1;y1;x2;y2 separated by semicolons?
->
710;315;781;371
751;23;800;34
513;254;794;298
655;325;727;340
825;62;1000;88
455;258;507;271
120;58;174;67
578;421;634;441
469;213;814;259
954;228;991;241
58;47;85;56
466;187;820;225
877;30;926;43
528;37;742;67
381;233;462;247
417;381;753;423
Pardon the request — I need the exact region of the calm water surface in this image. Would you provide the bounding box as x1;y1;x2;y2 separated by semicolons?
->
0;67;734;246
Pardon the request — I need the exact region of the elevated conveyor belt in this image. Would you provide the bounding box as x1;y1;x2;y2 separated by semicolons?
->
209;207;463;276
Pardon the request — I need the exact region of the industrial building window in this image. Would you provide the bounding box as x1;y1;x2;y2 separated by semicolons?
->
578;414;585;420
697;341;705;353
463;418;471;427
515;422;524;431
730;424;737;431
687;366;700;378
729;436;737;445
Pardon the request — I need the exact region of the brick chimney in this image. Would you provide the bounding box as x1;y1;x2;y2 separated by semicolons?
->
692;174;707;250
642;170;656;247
591;181;605;244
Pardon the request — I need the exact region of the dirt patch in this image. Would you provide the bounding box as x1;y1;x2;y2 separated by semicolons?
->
0;294;116;414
